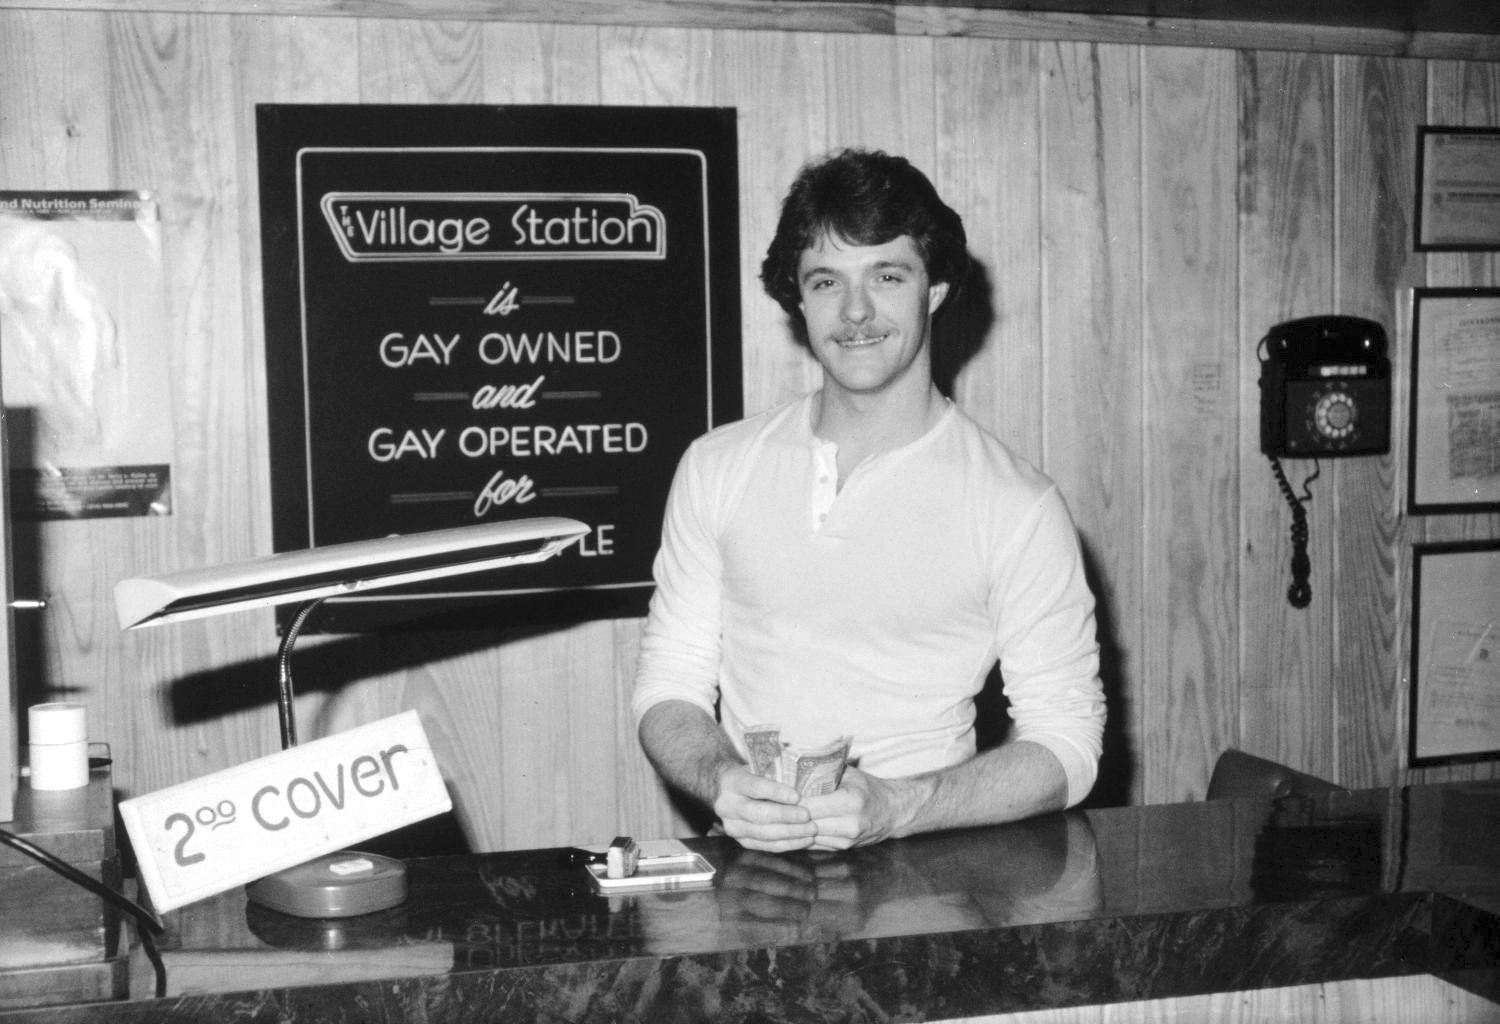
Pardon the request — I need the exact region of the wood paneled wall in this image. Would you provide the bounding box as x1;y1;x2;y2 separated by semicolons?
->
1;3;1496;852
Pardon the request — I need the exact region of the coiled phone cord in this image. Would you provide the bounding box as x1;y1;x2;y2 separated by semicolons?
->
1269;456;1318;609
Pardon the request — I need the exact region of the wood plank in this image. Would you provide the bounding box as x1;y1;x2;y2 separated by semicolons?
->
897;0;1500;35
1038;40;1143;806
713;28;831;416
235;13;361;104
5;0;1496;60
98;11;280;791
602;24;715;105
1332;54;1424;790
0;9;111;186
495;621;623;848
359;17;485;102
937;38;1042;456
1236;49;1339;782
896;5;1494;60
1140;46;1239;803
823;30;936;159
483;21;601;102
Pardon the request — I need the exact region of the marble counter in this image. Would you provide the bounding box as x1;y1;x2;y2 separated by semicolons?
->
3;780;1497;1022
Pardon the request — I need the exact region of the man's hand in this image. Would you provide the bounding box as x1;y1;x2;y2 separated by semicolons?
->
638;701;797;850
714;765;818;852
799;766;925;851
639;702;819;851
641;701;1072;851
802;742;1070;848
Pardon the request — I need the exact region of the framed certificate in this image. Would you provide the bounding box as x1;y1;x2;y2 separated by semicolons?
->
1409;541;1500;767
1415;127;1500;251
1407;288;1500;514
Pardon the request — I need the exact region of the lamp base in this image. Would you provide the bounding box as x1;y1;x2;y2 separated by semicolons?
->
245;851;407;918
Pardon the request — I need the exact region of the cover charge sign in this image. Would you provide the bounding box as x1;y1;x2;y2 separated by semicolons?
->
256;105;741;630
119;711;451;913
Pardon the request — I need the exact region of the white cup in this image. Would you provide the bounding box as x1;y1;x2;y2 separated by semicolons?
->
28;702;89;791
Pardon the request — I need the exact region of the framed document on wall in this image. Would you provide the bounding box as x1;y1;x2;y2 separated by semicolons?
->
1409;541;1500;767
1415;127;1500;251
257;105;741;631
1407;288;1500;515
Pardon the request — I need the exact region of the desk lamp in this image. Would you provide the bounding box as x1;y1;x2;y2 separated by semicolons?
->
113;515;589;917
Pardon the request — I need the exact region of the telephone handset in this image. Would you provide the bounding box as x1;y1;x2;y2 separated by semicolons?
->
1256;316;1391;609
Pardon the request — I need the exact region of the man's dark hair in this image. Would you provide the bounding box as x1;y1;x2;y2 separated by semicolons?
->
759;148;970;318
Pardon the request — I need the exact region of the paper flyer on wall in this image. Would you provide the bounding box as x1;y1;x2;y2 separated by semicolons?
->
0;191;174;519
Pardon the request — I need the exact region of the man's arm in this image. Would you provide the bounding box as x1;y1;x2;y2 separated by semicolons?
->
638;699;818;852
802;484;1104;850
633;435;821;851
800;739;1068;850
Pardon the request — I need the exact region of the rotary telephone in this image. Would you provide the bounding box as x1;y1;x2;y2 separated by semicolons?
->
1257;315;1391;609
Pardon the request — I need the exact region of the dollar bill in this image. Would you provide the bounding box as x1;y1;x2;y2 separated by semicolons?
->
742;726;850;796
791;736;851;796
743;725;785;782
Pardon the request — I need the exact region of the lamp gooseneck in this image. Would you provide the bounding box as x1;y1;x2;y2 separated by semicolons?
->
275;596;327;749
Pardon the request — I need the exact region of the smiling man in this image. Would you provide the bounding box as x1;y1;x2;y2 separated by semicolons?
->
632;148;1105;852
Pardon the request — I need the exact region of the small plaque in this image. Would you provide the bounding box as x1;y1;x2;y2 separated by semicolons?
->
119;711;450;913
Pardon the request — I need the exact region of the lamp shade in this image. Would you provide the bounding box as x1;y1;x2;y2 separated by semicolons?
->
114;516;590;630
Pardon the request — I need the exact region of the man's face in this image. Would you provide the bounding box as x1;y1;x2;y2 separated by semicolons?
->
796;233;949;400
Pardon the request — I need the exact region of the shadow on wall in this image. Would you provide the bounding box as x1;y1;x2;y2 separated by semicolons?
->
6;408;57;744
165;618;566;727
1077;536;1131;808
932;257;994;398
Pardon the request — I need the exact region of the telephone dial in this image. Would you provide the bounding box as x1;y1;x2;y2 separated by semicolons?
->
1257;315;1391;609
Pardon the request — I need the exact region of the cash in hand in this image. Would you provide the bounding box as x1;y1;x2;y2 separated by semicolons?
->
743;725;851;796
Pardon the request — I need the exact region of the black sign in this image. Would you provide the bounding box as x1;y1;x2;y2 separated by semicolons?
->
257;105;741;630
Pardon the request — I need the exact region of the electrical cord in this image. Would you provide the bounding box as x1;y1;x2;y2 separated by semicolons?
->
136;913;168;998
0;824;168;997
1269;455;1319;609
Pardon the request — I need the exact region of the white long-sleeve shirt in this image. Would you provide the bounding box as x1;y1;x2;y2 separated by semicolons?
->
632;394;1106;806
